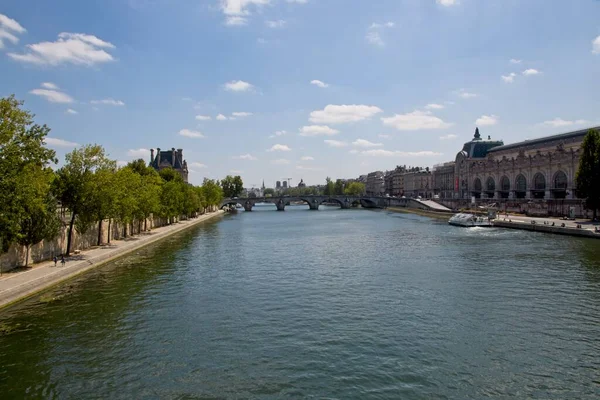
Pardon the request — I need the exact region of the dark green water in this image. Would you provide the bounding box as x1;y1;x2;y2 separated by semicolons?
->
1;205;600;399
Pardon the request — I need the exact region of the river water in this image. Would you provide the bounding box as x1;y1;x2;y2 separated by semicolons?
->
1;205;600;399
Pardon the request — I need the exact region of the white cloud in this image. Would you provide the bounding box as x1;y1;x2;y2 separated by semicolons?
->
300;156;314;161
90;98;125;106
381;110;452;131
352;139;383;148
127;148;149;158
271;158;290;165
266;20;286;28
44;137;79;147
269;130;287;138
349;149;359;154
234;153;258;161
299;125;339;136
436;0;458;6
378;134;392;139
324;139;348;148
8;32;115;66
189;162;207;168
286;0;307;3
475;115;498;126
310;104;382;124
29;88;74;103
41;82;58;90
522;68;540;76
362;149;442;157
225;16;247;26
179;129;205;138
510;58;522;64
0;13;26;49
232;111;253;117
267;144;291;152
593;35;600;54
230;169;243;174
196;115;211;121
216;114;228;121
501;72;516;83
542;118;590;127
66;108;78;115
425;103;444;110
440;134;457;140
457;89;477;99
366;21;394;46
310;80;329;88
224;80;254;92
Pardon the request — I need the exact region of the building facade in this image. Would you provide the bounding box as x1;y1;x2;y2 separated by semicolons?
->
366;171;384;196
403;170;433;198
432;162;456;199
150;148;189;183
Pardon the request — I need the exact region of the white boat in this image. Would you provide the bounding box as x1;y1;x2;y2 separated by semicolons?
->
448;213;493;227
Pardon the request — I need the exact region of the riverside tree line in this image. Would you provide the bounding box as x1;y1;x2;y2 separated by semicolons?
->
0;96;231;264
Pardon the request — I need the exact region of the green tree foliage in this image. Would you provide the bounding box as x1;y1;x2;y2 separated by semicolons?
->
53;145;115;255
160;180;185;222
89;165;117;245
221;175;244;198
263;188;275;197
344;182;366;196
113;167;142;236
159;167;182;182
127;158;155;176
202;179;224;208
17;189;61;267
575;129;600;220
135;172;162;230
334;179;345;195
0;96;57;252
324;177;335;196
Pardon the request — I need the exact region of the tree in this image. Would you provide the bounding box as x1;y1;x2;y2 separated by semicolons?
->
221;175;244;198
53;145;115;255
127;158;155;176
263;188;275;197
334;179;345;195
113;167;141;237
17;188;61;267
344;182;366;196
89;166;117;245
324;177;335;196
135;172;162;231
0;96;57;252
202;179;224;209
159;180;185;223
575;129;600;220
159;167;183;183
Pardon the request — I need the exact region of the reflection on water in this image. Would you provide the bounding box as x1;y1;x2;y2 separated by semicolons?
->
1;207;599;399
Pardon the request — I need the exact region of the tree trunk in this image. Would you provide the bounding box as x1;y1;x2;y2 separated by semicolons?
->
144;218;147;231
66;212;76;256
97;219;103;246
25;245;30;267
107;219;112;244
123;224;127;238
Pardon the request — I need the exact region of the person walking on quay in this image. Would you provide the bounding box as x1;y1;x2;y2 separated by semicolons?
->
60;255;66;267
53;256;58;267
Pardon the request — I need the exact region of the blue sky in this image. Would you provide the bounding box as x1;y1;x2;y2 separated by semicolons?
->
1;0;599;187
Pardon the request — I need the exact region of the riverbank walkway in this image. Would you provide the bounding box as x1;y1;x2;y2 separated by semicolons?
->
494;213;600;239
0;211;224;310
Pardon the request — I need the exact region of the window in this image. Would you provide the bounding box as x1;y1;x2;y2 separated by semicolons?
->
533;173;546;190
553;171;567;190
501;176;510;191
486;177;495;192
515;174;527;192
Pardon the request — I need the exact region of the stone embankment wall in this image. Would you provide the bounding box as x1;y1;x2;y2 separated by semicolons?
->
437;198;597;219
0;207;218;272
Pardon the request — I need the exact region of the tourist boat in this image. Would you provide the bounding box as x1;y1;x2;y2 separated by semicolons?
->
448;213;493;227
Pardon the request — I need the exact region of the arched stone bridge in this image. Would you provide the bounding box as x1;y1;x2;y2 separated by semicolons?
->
220;195;450;212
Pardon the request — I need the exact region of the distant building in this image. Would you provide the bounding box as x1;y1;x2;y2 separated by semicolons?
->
366;171;384;196
298;179;306;188
276;181;281;190
403;169;432;199
282;181;288;189
432;162;456;199
150;148;189;183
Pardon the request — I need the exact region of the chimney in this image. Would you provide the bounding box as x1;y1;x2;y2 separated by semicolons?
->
177;148;183;165
150;148;155;163
156;148;161;165
171;148;176;166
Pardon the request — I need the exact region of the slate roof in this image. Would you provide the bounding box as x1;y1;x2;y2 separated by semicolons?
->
488;126;599;153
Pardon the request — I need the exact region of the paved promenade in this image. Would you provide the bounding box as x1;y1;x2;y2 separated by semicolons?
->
0;211;224;310
493;213;600;239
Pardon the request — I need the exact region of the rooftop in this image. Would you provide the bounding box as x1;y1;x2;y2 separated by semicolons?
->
488;126;599;153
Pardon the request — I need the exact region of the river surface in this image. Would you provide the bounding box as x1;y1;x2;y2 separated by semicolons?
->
1;205;600;399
